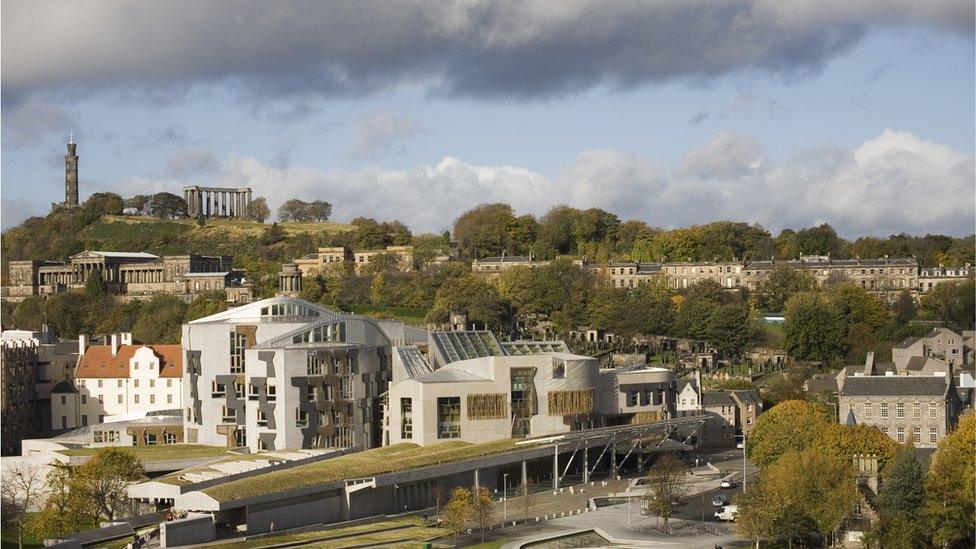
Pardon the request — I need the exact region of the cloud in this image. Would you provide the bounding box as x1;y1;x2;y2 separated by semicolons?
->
350;109;423;160
1;98;74;149
2;1;971;104
100;129;968;237
688;111;710;126
164;148;222;178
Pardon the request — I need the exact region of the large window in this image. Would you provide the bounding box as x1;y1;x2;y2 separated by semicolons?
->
880;402;889;419
896;402;905;419
307;353;323;375
929;402;938;418
340;377;352;400
437;397;461;439
913;402;921;419
401;398;413;439
229;331;247;373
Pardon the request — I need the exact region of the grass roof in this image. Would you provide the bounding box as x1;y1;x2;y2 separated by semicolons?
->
202;439;519;502
154;451;294;486
57;444;231;462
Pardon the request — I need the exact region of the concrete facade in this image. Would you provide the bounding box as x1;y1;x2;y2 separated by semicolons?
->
182;297;392;451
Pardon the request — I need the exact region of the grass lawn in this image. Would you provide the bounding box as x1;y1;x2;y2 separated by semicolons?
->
57;444;232;461
101;215;354;236
206;517;441;548
203;439;519;502
0;526;44;549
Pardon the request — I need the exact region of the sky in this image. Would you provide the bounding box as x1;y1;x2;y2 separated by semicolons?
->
2;1;974;237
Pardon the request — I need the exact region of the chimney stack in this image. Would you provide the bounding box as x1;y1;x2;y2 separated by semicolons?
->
78;334;88;356
120;332;133;346
111;334;120;356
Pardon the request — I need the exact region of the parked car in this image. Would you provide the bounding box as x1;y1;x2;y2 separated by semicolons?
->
720;479;737;489
715;504;739;521
712;494;729;507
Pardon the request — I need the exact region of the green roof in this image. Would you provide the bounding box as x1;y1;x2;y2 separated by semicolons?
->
56;444;231;462
202;439;518;502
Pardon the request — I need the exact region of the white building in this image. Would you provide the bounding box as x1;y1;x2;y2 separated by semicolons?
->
50;333;183;430
386;344;675;446
182;297;393;452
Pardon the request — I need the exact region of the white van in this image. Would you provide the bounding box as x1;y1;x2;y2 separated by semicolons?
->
714;504;739;521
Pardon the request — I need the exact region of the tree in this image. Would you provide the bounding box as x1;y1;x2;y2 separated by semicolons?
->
131;296;187;343
75;448;145;522
747;400;833;467
29;463;95;540
642;453;687;530
83;192;124;216
146;192;189;219
453;203;516;259
705;303;754;359
754;267;817;312
891;290;916;325
261;222;288;245
924;412;975;547
472;486;494;542
922;280;976;330
84;268;107;297
431;484;447;525
247;197;271;222
443;487;473;547
123;194;151;213
816;423;897;467
878;445;925;522
306;200;332;222
427;275;507;329
1;464;44;549
783;292;847;362
278;199;332;222
734;478;781;549
519;479;534;523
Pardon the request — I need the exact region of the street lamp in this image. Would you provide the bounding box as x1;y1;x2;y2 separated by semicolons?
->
742;434;747;492
503;473;509;520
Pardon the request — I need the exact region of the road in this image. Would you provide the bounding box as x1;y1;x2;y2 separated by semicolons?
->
674;447;756;524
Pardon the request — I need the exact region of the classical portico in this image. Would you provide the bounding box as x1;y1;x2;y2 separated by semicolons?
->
183;186;253;219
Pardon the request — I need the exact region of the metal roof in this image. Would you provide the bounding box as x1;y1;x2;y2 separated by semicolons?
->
430;331;503;364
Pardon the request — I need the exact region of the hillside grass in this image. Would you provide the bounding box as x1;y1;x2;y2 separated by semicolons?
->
100;215;354;236
202;439;519;502
154;450;304;486
57;444;231;461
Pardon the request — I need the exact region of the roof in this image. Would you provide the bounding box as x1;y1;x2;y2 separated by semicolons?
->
73;251;160;260
475;256;538;263
412;368;491;383
395;346;433;379
430;331;503;364
893;336;922;349
731;390;762;406
180;271;231;278
905;356;948;373
50;380;78;394
188;296;340;325
76;344;183;378
701;391;735;407
500;340;570;355
841;376;948;397
677;379;698;393
745;257;917;270
805;374;838;394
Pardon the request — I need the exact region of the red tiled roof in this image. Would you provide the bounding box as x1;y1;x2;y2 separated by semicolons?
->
76;344;183;379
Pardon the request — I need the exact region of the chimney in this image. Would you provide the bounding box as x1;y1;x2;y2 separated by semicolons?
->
695;369;703;409
111;334;120;356
78;334;88;356
864;351;875;375
120;332;133;345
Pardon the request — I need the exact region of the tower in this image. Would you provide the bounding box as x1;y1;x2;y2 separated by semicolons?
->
64;133;79;206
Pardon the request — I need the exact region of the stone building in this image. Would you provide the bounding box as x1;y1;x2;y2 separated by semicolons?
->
3;251;252;303
51;333;183;431
471;255;549;275
295;246;415;276
918;264;972;293
183;186;253;219
182;297;393;452
892;327;969;370
661;261;747;290
744;256;919;298
577;260;664;289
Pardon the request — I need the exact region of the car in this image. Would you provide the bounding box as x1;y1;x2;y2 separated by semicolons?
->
720;479;737;489
715;505;739;521
712;494;729;507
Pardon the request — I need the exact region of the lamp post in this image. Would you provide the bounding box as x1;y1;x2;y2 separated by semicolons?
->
503;473;509;520
742;434;747;492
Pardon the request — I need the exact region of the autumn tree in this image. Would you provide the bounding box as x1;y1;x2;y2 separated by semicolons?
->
642;453;687;530
783;292;847;362
427;275;507;329
83;192;124;216
472;486;494;542
29;463;95;540
816;423;898;468
1;464;44;549
924;412;975;547
123;194;151;212
247;196;271;222
747;399;833;467
443;487;473;547
146;192;189;219
754;267;817;312
453;203;517;259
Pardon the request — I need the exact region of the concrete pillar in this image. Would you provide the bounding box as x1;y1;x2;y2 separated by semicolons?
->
553;444;559;490
521;460;528;489
584;447;590;483
473;468;480;492
611;441;617;477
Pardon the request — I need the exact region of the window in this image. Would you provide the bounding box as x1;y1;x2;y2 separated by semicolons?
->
437;397;461;439
81;394;87;404
324;384;333;401
94;431;104;443
257;410;269;427
234;428;246;447
913;402;921;419
134;394;140;404
896;427;905;443
118;379;123;388
929;427;938;443
627;389;638;407
167;379;172;388
163;433;177;444
307;353;323;375
340;377;352;400
149;379;155;388
167;394;173;404
552;361;565;379
150;394;156;404
929;402;938;418
81;415;88;427
296;409;309;428
144;433;157;445
880;402;889;418
212;381;226;396
134;362;139;370
896;402;904;419
60;395;66;405
229;331;247;373
865;403;873;418
913;426;921;443
234;381;245;398
118;394;123;404
248;384;259;400
401;398;413;439
98;379;103;388
134;379;140;388
221;405;235;423
306;385;316;402
267;384;276;401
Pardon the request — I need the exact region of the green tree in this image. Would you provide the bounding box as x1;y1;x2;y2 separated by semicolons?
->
261;222;288;245
427;275;507;329
1;464;44;549
754;267;817;312
443;487;473;548
75;448;145;521
246;196;271;222
84;268;107;297
146;192;189;219
733;479;780;549
891;290;916;325
131;296;187;343
924;412;975;547
816;423;897;467
878;445;925;521
783;292;847;361
123;194;151;212
705;303;753;359
28;463;96;540
922;280;976;329
747;400;833;467
11;297;46;331
83;192;124;216
453;203;516;259
642;453;687;530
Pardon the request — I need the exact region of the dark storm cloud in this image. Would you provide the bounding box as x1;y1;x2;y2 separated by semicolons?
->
2;1;972;104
